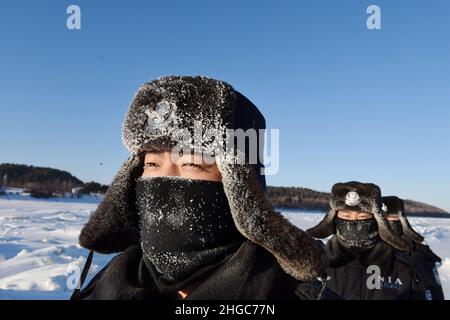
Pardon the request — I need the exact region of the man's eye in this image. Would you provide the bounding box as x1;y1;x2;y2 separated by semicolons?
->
144;162;159;168
182;163;207;172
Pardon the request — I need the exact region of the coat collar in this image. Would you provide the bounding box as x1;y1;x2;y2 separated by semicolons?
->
327;235;394;268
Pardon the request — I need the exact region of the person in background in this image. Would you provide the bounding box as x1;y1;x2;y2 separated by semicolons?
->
307;181;443;300
382;196;444;300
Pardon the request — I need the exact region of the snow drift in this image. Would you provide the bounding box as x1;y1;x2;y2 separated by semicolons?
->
0;197;449;299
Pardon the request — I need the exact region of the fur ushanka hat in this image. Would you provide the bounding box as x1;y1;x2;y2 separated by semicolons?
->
307;182;411;251
79;76;328;281
381;196;424;243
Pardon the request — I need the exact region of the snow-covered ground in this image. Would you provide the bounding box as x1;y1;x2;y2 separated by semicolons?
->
0;196;113;299
0;196;449;300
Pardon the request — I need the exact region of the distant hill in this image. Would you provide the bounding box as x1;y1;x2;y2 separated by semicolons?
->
1;163;447;217
0;163;83;192
0;163;109;198
266;186;450;218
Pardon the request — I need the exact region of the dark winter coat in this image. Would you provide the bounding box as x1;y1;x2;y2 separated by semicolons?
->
409;241;445;300
324;236;443;300
73;240;339;300
411;241;441;268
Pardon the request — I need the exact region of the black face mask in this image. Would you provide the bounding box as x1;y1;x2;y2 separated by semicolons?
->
388;219;403;235
136;176;244;282
335;217;379;251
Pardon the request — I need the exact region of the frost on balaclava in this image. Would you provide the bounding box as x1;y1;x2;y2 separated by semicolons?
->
335;217;379;253
136;176;245;282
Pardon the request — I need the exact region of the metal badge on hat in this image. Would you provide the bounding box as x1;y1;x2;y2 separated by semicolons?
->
145;100;176;134
345;191;361;206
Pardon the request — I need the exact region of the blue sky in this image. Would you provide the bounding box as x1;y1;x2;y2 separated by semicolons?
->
1;0;449;211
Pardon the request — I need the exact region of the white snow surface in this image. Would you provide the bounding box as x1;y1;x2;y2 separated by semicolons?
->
0;196;449;300
0;196;113;300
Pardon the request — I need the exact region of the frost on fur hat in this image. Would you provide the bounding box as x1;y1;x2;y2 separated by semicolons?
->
79;76;328;281
382;196;424;243
307;182;411;251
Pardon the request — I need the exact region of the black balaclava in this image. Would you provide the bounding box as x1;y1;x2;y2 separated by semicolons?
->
387;219;404;236
335;217;379;254
136;176;245;283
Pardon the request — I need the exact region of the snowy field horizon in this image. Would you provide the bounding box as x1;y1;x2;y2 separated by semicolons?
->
0;193;449;300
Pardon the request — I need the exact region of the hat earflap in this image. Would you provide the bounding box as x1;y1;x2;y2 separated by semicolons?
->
373;212;411;251
306;209;337;238
399;214;425;243
79;154;144;253
217;159;329;282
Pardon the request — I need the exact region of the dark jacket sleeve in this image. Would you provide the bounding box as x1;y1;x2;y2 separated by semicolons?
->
397;254;445;300
295;279;343;300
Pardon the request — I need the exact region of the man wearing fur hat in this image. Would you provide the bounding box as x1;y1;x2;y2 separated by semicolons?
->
71;76;334;300
307;181;443;300
382;196;444;300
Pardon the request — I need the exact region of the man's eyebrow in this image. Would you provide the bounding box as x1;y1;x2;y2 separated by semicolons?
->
179;153;215;160
145;151;165;158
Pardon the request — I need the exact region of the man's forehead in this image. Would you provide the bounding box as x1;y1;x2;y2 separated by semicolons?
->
338;210;372;215
144;151;167;157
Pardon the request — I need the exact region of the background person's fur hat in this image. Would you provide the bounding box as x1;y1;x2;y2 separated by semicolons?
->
307;181;411;251
79;76;328;281
382;196;425;243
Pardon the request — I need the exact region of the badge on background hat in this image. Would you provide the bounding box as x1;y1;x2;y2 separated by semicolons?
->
382;203;388;213
345;191;361;206
145;100;176;134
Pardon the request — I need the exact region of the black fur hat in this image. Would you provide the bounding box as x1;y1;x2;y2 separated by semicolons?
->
382;196;424;243
78;76;328;281
307;182;411;251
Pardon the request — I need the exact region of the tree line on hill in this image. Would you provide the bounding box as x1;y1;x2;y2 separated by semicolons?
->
1;163;448;217
0;163;108;198
266;186;450;218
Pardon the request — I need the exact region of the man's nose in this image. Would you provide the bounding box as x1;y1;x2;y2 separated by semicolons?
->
159;164;180;177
